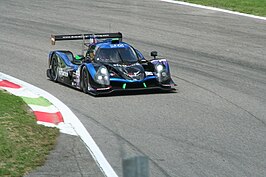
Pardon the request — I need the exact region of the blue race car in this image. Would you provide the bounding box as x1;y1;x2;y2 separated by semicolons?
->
47;32;176;95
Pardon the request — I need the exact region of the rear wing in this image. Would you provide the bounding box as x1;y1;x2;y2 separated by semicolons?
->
51;32;122;45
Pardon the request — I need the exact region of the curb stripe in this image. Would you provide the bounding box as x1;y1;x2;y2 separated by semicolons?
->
0;79;65;126
0;79;63;125
36;122;77;136
28;105;60;113
1;87;40;98
0;80;21;88
21;96;53;107
0;72;118;177
33;111;63;124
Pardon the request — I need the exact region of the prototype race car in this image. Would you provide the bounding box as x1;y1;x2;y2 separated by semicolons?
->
47;32;176;95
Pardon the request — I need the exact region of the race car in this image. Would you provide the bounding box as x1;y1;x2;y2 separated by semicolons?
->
46;32;176;95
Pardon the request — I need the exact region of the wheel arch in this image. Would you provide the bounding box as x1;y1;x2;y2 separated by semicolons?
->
48;51;55;66
82;63;97;78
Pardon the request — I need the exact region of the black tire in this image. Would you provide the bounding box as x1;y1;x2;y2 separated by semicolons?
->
80;67;91;93
50;55;59;82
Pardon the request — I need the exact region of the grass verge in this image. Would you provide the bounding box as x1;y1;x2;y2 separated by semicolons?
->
0;90;59;177
180;0;266;16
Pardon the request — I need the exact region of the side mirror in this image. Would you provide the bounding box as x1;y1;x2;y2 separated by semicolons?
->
139;59;147;64
151;51;158;59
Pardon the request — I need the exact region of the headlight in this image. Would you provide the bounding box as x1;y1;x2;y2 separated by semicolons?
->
97;75;103;80
95;66;110;85
161;71;167;77
155;63;169;83
100;67;108;75
156;64;164;72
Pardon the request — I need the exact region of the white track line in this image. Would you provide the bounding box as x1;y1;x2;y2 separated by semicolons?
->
160;0;266;21
0;72;118;177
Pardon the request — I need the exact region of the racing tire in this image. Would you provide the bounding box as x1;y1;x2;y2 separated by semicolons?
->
49;55;59;82
80;67;91;94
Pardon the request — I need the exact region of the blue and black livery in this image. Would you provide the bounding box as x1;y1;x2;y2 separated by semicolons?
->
47;32;176;95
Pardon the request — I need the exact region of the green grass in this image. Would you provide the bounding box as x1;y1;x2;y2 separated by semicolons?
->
0;90;59;177
180;0;266;16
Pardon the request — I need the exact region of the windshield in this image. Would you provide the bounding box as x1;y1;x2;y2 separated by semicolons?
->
95;46;138;63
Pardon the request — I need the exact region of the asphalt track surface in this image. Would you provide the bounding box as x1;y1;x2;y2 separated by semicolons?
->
1;0;266;176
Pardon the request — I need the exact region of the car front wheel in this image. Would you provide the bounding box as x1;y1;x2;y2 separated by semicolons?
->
49;55;59;82
80;67;91;94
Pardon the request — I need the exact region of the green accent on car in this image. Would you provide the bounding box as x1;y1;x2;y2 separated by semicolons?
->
112;38;119;41
122;83;127;89
21;96;52;107
75;55;82;60
143;83;147;88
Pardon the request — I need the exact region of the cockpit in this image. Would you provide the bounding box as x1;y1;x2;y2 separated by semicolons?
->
94;45;138;64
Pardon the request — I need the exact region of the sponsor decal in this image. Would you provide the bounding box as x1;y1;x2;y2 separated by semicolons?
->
145;71;153;76
113;63;140;67
110;44;125;48
128;71;140;77
58;68;68;77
